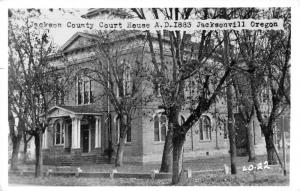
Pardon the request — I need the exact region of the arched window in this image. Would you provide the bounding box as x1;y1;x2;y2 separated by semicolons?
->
77;75;94;105
199;115;211;141
154;114;167;142
55;120;64;145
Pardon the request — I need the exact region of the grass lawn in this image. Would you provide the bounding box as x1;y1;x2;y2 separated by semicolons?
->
189;166;289;186
13;153;289;173
8;166;288;186
8;154;289;186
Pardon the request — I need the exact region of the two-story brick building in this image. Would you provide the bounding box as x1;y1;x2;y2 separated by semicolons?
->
41;9;267;166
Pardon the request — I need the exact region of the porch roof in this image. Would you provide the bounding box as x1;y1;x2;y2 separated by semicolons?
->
46;105;104;118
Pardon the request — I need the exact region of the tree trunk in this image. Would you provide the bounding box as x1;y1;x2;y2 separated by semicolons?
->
11;135;22;170
264;131;278;165
115;116;127;167
23;138;28;163
171;135;185;185
160;126;173;172
246;118;256;162
226;83;237;174
9;110;22;170
115;137;125;167
34;132;43;177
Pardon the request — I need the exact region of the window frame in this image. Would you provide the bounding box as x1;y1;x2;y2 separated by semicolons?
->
77;75;94;105
123;64;131;96
198;115;212;141
154;113;168;142
54;120;65;146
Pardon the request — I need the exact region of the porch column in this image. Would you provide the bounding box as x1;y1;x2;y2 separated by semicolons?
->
71;115;83;149
95;116;102;148
65;123;69;148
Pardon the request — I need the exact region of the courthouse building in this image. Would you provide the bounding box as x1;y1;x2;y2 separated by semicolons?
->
41;9;266;165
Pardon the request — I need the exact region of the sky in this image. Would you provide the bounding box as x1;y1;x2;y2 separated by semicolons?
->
36;8;89;47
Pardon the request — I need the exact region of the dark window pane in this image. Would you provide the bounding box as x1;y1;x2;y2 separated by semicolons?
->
78;81;82;105
224;123;228;139
154;116;159;141
160;115;167;141
78;94;82;105
126;126;131;142
56;123;60;144
199;120;203;140
90;91;94;103
84;91;89;104
61;126;64;144
161;124;166;141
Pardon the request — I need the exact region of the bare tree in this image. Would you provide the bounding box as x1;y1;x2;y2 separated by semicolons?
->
223;27;238;174
83;31;151;166
22;131;33;163
232;72;256;162
8;107;24;170
132;8;232;184
234;8;291;164
8;9;74;176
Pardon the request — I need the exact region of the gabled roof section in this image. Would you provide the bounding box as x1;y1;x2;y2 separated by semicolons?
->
60;32;100;52
60;31;146;53
46;105;103;118
59;105;103;114
81;8;133;19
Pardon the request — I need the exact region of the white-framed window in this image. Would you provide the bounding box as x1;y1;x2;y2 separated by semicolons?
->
77;75;94;105
199;115;212;141
123;64;131;96
55;120;64;145
154;114;167;142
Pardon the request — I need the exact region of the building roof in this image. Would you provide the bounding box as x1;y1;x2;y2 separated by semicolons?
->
46;105;105;118
59;105;104;114
81;8;132;19
59;32;100;52
59;31;145;53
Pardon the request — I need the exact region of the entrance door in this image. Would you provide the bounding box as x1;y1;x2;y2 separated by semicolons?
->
82;125;89;153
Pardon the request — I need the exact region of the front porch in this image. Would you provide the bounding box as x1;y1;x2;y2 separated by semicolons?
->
42;105;108;165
